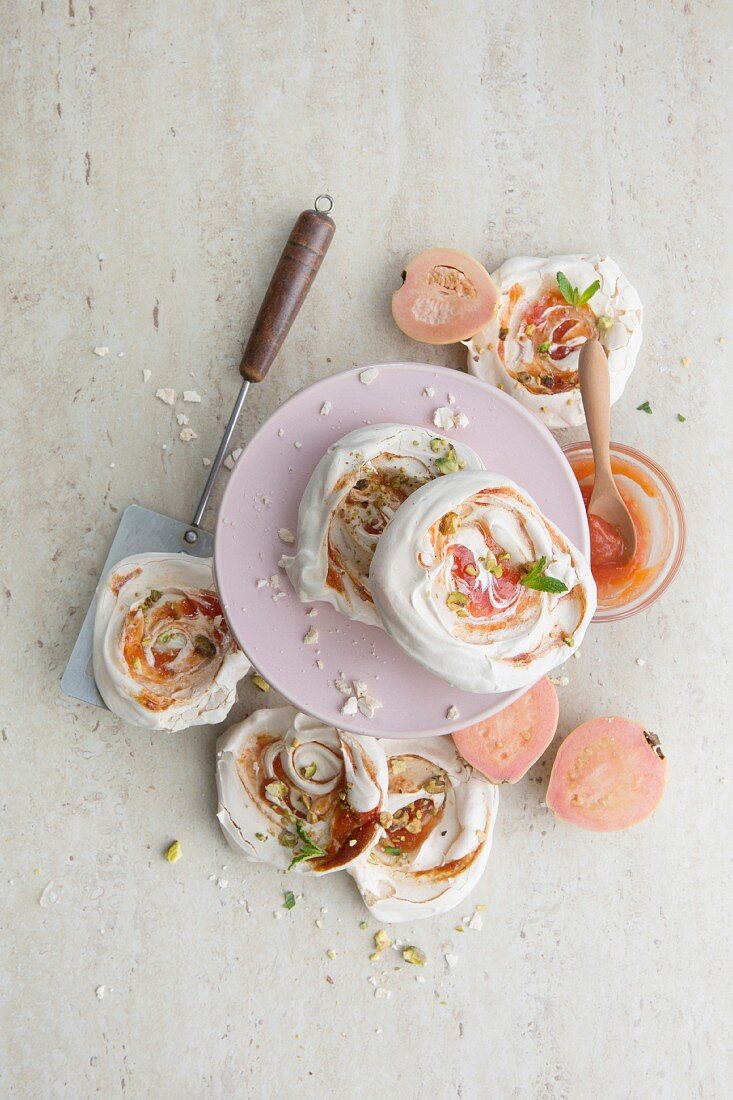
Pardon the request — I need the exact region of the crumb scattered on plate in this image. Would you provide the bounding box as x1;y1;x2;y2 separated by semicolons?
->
278;527;295;544
359;368;379;386
156;388;176;405
183;390;201;403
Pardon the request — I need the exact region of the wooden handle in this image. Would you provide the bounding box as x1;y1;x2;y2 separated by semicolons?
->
239;206;335;383
578;339;614;488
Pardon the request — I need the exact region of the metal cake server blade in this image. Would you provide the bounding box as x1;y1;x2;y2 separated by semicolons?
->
60;196;335;709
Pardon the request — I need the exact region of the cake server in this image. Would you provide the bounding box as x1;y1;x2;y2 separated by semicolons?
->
61;196;335;708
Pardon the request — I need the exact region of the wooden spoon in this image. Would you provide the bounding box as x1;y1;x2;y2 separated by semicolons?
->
578;339;637;560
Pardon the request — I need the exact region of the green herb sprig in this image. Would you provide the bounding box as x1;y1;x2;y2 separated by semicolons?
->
557;271;600;308
520;556;568;594
288;819;326;870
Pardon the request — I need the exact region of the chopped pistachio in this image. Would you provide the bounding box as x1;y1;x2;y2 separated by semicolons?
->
255;832;268;842
435;446;461;475
359;920;369;930
524;322;536;335
538;341;551;354
283;890;296;910
497;552;510;561
446;591;469;609
251;673;270;692
402;946;427;967
439;511;459;536
326;948;337;960
374;929;393;953
429;437;443;453
164;840;182;863
464;564;477;577
141;589;162;611
278;830;297;848
265;780;288;803
596;314;613;332
194;635;217;658
301;762;317;780
563;635;575;647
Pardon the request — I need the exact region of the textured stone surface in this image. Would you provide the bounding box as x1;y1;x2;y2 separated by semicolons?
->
2;2;731;1097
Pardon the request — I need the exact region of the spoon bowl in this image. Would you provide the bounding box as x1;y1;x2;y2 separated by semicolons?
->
578;340;637;560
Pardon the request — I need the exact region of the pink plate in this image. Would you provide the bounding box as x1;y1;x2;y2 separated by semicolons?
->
214;363;589;738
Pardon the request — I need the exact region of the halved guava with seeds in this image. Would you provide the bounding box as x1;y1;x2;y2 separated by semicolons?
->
392;248;498;344
546;717;667;832
452;678;559;784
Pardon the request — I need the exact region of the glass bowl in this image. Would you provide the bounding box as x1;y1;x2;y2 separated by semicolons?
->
563;441;686;623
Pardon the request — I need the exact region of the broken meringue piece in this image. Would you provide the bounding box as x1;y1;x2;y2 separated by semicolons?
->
348;737;498;922
215;707;388;874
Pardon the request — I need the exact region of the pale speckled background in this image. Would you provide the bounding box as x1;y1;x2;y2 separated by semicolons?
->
2;2;732;1098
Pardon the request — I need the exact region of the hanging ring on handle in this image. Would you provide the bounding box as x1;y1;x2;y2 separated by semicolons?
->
314;193;334;215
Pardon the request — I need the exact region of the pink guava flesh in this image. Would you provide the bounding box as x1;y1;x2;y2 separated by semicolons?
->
392;248;498;344
546;716;667;832
452;678;559;784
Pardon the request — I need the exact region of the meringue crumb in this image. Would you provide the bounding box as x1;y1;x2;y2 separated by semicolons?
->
359;368;379;385
183;390;201;402
93;347;109;357
278;528;295;544
176;412;189;426
179;428;197;442
680;357;690;367
433;406;469;431
636;657;646;666
447;392;456;405
95;985;106;999
326;949;337;960
277;428;285;437
316;660;324;670
223;448;242;471
155;388;176;405
548;674;569;687
320;401;332;416
422;386;435;398
445;954;459;968
335;675;351;694
374;987;391;999
306;608;317;617
446;705;459;721
272;592;286;602
341;696;358;716
303;626;319;645
294;441;302;450
142;369;152;383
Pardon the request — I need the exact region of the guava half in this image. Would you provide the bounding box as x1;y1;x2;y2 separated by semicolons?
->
546;717;667;832
392;248;498;344
452;678;559;784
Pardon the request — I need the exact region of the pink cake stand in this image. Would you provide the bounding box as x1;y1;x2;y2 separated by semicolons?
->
214;363;589;738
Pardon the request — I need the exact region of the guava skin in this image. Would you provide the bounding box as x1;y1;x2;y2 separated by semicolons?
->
392;248;498;345
452;678;559;784
546;716;667;832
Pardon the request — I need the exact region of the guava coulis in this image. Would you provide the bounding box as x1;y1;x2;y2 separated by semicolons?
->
569;453;666;609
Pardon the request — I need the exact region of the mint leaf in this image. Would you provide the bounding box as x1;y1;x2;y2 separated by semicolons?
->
520;556;568;594
556;271;576;306
577;279;600;305
637;400;652;414
288;819;326;870
283;890;296;910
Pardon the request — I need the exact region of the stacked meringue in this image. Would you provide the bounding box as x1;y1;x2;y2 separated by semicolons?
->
216;706;498;921
285;426;595;695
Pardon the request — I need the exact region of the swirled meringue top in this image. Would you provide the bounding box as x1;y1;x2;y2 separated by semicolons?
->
370;471;596;693
216;706;388;874
466;255;642;429
283;424;484;628
347;737;498;922
92;552;248;730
